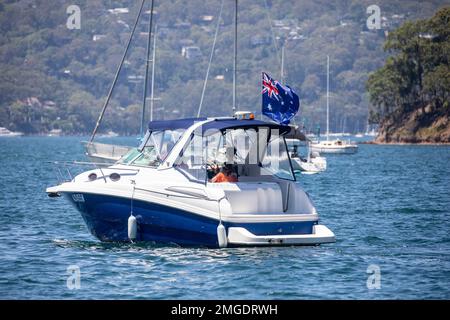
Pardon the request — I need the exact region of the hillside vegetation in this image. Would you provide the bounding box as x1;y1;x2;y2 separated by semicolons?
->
367;7;450;143
0;0;447;135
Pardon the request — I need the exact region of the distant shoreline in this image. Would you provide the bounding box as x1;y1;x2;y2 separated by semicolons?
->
0;134;140;137
361;141;450;146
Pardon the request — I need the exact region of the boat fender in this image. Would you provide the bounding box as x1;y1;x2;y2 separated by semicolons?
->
128;214;137;241
217;223;227;248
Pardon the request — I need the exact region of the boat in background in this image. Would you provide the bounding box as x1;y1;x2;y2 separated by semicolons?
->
366;128;378;137
310;139;358;154
0;127;23;137
82;141;132;165
311;55;357;154
84;1;157;164
286;138;327;174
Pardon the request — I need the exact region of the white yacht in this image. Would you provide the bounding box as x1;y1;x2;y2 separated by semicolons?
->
0;127;23;137
46;117;335;247
311;55;358;154
310;139;358;154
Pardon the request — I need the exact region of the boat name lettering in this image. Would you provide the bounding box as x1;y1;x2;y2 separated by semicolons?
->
72;194;85;202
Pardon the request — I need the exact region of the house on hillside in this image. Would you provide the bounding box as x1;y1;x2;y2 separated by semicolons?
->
108;8;129;15
181;46;202;59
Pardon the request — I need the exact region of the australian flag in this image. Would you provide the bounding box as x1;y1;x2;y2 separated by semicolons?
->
262;72;299;125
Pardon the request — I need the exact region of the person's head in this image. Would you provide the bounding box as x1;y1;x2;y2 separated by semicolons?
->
222;163;234;175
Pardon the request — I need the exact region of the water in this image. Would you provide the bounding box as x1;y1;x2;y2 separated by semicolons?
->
0;136;449;299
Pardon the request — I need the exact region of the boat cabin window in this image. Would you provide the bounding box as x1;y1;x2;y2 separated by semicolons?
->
122;129;185;167
117;148;141;164
261;134;295;181
174;127;295;183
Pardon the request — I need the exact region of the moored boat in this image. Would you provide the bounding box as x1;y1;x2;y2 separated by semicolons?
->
310;139;358;154
286;138;327;173
46;116;335;247
311;55;357;155
0;127;23;137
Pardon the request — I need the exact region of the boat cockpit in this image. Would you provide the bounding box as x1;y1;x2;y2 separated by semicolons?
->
118;118;297;184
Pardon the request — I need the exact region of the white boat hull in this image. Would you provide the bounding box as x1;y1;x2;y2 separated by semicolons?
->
291;157;326;174
228;225;335;245
46;165;335;247
310;144;358;154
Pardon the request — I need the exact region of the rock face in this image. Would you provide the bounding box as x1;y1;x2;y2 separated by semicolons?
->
376;105;450;143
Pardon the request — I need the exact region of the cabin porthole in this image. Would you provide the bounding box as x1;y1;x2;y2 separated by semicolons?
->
110;173;121;182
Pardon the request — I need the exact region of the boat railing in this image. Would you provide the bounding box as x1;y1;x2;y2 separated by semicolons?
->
48;160;139;185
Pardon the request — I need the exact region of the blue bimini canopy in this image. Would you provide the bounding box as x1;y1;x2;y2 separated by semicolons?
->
148;118;207;131
147;117;291;136
200;118;291;136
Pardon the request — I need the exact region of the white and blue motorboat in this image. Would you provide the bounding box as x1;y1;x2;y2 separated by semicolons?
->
46;116;335;247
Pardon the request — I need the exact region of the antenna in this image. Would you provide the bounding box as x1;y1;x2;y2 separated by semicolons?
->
232;0;238;114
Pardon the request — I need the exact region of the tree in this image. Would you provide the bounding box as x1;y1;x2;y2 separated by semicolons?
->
367;7;450;122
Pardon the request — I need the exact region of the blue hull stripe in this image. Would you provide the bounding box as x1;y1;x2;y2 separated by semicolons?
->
65;192;316;247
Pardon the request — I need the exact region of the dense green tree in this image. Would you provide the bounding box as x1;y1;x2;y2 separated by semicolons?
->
367;7;449;122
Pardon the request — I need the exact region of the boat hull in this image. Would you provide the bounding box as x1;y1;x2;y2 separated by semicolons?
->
310;145;358;154
64;192;320;247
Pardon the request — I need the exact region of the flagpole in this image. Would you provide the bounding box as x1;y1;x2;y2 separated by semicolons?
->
326;55;330;141
232;0;237;115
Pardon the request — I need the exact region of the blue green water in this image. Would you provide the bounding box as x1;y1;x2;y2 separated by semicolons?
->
0;136;449;299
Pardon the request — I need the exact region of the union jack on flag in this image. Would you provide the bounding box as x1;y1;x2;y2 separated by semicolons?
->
262;72;280;101
261;72;299;125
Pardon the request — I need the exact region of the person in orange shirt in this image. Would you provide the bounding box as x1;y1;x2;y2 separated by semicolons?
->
211;164;238;183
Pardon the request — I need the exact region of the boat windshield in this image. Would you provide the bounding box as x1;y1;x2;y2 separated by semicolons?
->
174;127;295;183
120;129;185;167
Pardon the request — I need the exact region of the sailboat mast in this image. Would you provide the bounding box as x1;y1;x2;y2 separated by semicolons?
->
150;25;157;122
326;55;330;141
232;0;237;114
141;0;155;136
90;0;146;142
280;44;284;83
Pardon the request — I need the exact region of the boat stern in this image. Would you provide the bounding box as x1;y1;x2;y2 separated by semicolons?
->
227;224;335;246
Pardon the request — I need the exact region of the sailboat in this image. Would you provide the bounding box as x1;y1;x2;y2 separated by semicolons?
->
83;0;157;164
279;46;326;174
310;56;358;154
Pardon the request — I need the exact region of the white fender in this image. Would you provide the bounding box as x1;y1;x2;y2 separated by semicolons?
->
217;223;228;248
128;215;137;241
